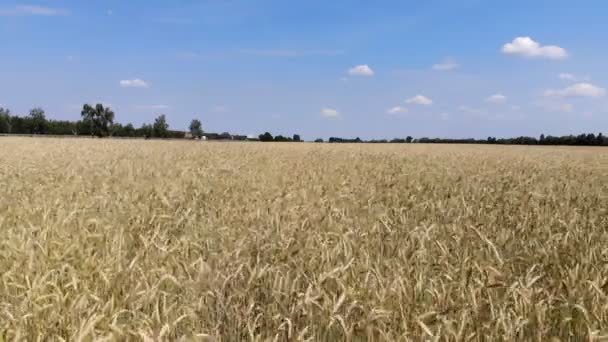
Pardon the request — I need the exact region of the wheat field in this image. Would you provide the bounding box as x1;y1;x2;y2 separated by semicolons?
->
0;137;607;341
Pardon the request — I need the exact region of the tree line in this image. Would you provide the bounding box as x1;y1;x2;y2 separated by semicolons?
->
0;105;189;139
258;132;301;142
319;134;607;146
1;105;606;146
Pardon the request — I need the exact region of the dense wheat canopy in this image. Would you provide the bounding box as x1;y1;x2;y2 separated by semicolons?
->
1;137;607;341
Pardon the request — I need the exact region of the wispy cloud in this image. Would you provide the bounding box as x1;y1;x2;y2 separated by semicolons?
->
0;5;69;16
544;83;606;98
486;94;507;104
559;73;576;81
387;106;408;115
432;58;459;71
120;79;149;88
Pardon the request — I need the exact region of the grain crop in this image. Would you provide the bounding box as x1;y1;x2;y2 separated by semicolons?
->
1;137;607;341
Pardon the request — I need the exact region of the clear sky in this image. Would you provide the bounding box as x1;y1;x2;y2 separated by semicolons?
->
1;0;607;139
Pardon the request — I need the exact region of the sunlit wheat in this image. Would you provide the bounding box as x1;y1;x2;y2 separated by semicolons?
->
0;137;607;340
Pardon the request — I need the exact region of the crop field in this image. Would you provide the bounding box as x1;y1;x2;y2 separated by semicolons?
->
0;137;607;341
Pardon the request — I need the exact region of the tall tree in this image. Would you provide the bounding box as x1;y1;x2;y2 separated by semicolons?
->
140;123;153;139
123;123;135;137
259;132;273;142
0;107;10;133
153;114;169;138
189;119;204;138
81;103;115;137
29;108;48;134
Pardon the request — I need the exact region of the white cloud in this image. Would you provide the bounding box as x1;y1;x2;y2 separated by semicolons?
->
387;106;408;114
439;113;449;120
432;58;459;71
348;65;374;77
119;79;149;88
321;108;340;118
0;5;69;16
502;37;568;60
406;95;433;105
544;82;606;98
559;73;575;81
486;94;507;104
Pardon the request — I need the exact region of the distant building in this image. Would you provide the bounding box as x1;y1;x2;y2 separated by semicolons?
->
202;133;220;140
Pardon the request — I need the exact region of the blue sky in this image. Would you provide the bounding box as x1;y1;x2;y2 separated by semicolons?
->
1;0;607;139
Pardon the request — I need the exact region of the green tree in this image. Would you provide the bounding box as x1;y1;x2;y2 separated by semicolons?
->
9;116;28;134
123;123;135;137
81;103;115;137
0;107;11;133
153;114;169;138
76;120;92;136
140;123;153;139
47;120;77;135
259;132;273;142
112;123;123;136
189;119;204;138
29;108;48;134
293;134;301;142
